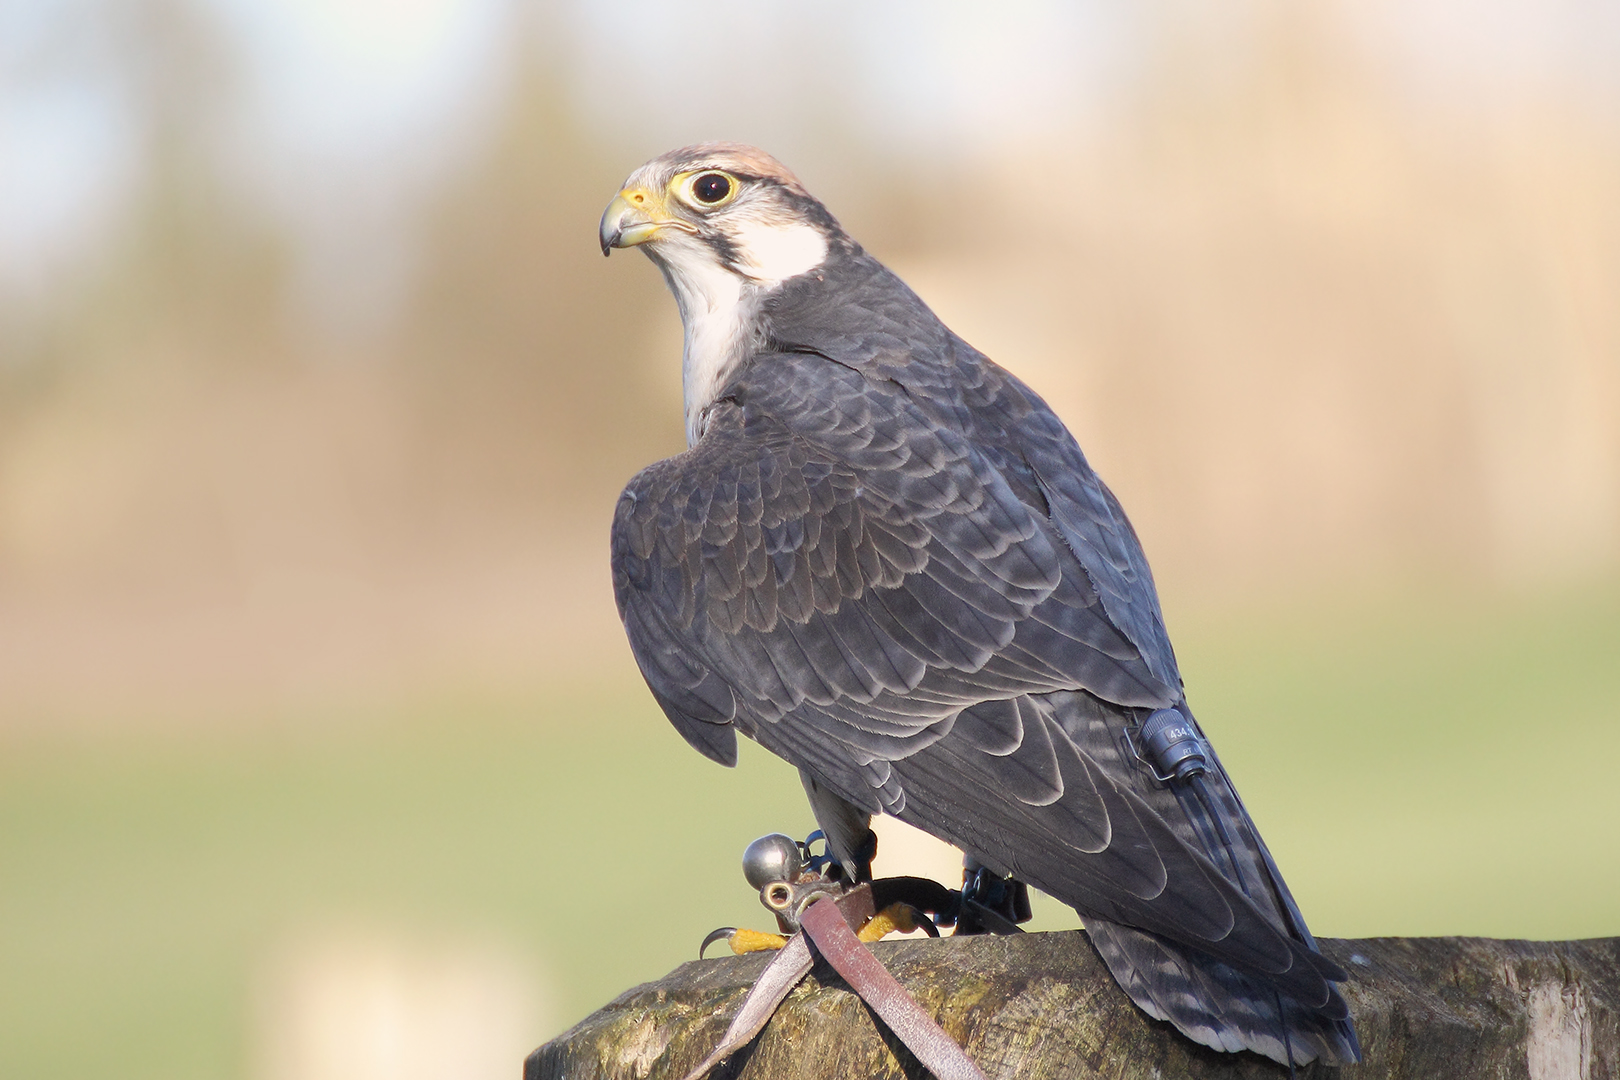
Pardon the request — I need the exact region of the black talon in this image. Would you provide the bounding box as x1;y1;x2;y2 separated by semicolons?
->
699;927;737;959
904;903;942;937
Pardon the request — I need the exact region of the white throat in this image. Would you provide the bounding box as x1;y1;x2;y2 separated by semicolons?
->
660;251;758;446
653;220;828;445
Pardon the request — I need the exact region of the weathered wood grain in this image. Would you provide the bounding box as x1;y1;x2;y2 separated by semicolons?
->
527;932;1619;1080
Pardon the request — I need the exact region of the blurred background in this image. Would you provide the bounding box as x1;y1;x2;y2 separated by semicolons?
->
2;0;1618;1077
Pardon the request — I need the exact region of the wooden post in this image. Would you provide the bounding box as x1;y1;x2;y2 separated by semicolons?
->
527;932;1618;1079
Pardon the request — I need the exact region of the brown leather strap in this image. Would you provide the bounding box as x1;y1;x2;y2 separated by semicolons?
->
799;896;990;1080
676;931;813;1080
678;884;983;1080
677;886;874;1080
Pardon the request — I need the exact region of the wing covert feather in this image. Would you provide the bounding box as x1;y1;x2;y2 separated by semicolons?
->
610;348;1322;997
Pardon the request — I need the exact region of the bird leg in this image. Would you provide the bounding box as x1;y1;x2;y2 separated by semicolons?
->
951;864;1032;936
700;835;1033;956
704;901;924;957
722;927;790;954
698;831;845;957
701;832;952;957
856;902;923;942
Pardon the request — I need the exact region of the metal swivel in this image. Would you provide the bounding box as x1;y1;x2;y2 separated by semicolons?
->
742;833;804;890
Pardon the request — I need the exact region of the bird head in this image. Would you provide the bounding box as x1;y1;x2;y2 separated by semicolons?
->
599;143;840;287
600;144;849;444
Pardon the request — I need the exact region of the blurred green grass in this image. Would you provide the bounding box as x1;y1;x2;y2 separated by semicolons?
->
2;587;1618;1080
0;682;819;1080
1179;584;1620;941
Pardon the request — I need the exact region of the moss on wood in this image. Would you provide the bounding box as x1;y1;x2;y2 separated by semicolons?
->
528;932;1620;1079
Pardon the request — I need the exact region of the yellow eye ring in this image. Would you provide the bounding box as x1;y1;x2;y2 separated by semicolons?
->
673;170;740;210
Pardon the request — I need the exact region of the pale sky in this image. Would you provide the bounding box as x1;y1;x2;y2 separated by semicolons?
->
1;0;1616;333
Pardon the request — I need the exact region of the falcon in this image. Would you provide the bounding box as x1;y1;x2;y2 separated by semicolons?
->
600;143;1360;1066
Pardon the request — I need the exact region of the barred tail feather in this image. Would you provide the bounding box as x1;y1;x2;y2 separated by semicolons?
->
1085;917;1362;1066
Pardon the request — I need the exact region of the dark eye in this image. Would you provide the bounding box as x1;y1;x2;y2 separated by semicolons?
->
692;172;732;204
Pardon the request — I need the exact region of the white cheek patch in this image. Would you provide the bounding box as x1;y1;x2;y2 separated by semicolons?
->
646;215;827;446
732;221;828;284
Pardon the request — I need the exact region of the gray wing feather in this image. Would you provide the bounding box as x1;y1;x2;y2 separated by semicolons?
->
766;265;1181;689
937;337;1183;692
611;351;1347;1013
615;255;1356;1064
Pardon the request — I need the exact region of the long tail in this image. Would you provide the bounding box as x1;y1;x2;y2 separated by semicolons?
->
1056;691;1363;1066
1085;916;1361;1065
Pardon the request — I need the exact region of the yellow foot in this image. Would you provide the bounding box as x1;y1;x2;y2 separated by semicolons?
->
728;928;790;954
857;902;921;943
706;902;923;958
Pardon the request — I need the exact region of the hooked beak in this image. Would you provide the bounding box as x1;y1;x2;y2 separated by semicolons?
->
600;187;686;256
